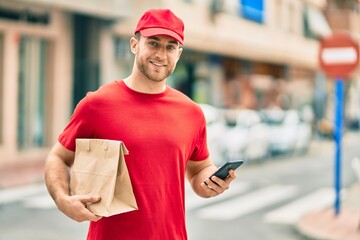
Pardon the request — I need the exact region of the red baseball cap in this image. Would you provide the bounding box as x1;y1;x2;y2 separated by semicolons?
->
134;9;184;45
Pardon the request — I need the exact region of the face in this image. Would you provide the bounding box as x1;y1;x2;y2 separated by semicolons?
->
131;35;183;83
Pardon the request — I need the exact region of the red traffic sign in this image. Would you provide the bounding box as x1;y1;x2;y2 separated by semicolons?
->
319;33;359;78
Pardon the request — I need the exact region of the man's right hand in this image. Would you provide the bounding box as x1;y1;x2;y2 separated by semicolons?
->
57;194;102;222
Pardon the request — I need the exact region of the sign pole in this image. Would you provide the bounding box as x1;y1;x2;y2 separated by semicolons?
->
319;33;359;216
334;77;344;215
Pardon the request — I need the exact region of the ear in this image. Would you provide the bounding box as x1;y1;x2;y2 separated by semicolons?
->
177;47;183;60
130;37;138;54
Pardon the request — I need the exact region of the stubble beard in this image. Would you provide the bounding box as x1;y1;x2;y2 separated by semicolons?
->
136;55;173;83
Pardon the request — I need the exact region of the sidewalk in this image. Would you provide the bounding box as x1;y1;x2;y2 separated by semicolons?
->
295;132;360;240
296;183;360;240
0;159;45;189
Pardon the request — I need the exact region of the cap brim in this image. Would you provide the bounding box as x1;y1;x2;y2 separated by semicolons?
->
140;28;183;45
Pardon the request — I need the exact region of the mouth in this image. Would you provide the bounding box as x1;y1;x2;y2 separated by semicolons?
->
150;60;166;68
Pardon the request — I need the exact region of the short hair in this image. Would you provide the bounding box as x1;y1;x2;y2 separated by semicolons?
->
134;32;141;40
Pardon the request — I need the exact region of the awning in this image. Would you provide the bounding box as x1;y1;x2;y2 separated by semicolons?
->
306;6;332;38
14;0;130;19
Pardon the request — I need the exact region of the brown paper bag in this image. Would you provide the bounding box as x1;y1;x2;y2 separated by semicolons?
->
70;139;138;217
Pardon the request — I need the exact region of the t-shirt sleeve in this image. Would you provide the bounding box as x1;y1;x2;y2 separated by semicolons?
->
189;110;210;161
58;95;95;151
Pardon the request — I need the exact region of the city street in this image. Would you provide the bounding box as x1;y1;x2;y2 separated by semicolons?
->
0;132;359;240
1;1;360;239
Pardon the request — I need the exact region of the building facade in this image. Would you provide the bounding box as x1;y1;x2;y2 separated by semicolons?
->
0;0;339;168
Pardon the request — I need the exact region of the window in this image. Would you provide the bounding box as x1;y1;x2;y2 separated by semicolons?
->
0;7;50;25
0;34;3;143
240;0;265;23
114;37;133;81
17;36;49;150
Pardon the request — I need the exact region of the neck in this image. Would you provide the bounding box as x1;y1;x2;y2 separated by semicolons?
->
123;75;166;94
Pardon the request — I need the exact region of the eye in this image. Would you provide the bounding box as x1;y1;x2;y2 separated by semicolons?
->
167;45;176;50
148;41;158;47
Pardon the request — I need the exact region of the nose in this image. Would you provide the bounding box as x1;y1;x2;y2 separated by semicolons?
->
154;46;167;58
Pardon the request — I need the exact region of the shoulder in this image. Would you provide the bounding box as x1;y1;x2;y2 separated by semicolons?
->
168;86;200;105
85;81;121;105
88;81;120;97
167;86;205;117
70;81;122;115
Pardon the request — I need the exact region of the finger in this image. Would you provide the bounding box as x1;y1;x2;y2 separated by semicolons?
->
85;210;102;222
227;169;237;180
80;195;101;204
201;181;217;193
209;176;229;190
204;179;225;194
79;206;102;222
201;182;218;197
79;200;103;222
93;216;102;222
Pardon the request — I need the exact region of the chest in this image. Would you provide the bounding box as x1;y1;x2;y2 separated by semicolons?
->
92;99;199;155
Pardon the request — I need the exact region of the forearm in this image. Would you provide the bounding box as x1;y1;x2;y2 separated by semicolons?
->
44;154;71;206
44;142;75;207
189;165;218;198
44;143;101;222
187;159;236;198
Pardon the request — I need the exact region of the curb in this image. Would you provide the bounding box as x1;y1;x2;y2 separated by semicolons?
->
296;208;360;240
296;183;360;240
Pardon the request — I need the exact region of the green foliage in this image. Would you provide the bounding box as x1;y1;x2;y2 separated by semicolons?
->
329;0;359;9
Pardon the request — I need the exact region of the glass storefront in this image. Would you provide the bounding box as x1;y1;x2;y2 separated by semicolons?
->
72;14;101;109
170;50;219;105
114;37;133;81
17;36;48;150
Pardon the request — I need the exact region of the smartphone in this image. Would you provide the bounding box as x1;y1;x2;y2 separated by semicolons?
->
210;160;244;180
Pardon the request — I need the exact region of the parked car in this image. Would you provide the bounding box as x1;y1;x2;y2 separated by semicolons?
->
261;109;312;156
221;109;270;162
198;104;227;165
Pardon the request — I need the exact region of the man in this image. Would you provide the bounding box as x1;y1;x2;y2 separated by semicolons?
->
45;8;236;240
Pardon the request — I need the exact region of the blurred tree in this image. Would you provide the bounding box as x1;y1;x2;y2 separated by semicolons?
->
328;0;359;9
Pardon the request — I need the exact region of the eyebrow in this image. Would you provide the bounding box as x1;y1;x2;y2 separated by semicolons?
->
147;36;179;45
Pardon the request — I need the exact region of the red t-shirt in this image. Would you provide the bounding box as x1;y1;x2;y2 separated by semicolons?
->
58;80;209;240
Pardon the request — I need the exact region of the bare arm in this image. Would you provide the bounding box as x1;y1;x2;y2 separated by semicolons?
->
44;141;101;222
186;158;236;198
45;142;74;202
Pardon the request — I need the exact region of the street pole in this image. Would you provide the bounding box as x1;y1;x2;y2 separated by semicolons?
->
334;78;344;215
319;33;359;216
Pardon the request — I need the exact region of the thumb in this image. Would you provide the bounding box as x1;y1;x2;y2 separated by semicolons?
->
81;195;101;204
